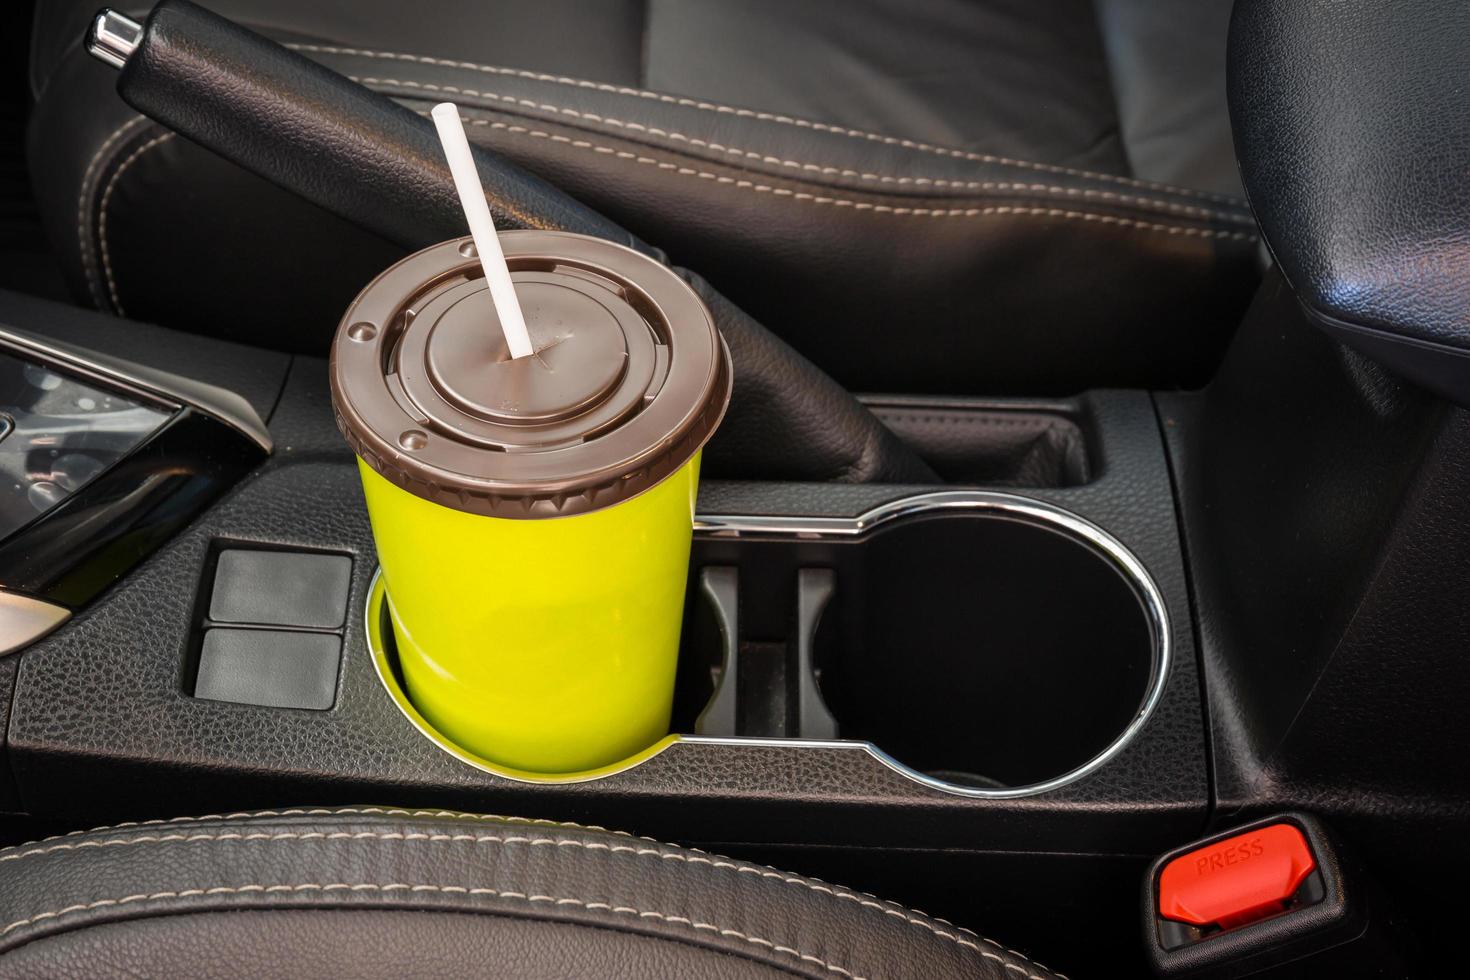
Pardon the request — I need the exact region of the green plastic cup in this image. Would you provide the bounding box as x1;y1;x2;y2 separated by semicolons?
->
331;231;731;774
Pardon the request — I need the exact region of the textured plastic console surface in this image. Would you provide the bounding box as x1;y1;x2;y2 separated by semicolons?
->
7;361;1205;853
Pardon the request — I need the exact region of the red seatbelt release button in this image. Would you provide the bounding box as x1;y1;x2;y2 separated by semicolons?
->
1158;823;1317;930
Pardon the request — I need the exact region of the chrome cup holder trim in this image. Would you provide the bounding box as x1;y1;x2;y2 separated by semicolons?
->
366;489;1171;799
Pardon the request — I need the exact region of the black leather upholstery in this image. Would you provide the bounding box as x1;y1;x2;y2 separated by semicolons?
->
685;272;935;482
0;807;1062;979
30;0;1242;195
117;0;640;252
1230;0;1470;404
88;0;935;484
28;0;1258;395
1095;0;1241;197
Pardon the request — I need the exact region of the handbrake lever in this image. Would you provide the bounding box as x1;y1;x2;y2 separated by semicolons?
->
87;8;635;255
85;2;937;484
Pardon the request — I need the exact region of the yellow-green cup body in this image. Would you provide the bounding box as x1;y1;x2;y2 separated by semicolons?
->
360;454;700;774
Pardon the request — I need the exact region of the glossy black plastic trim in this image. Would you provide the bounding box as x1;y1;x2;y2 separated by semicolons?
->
1309;304;1470;407
0;322;271;453
0;409;269;606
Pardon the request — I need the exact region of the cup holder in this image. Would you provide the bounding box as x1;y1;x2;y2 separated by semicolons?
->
813;508;1161;791
691;491;1170;797
366;491;1169;797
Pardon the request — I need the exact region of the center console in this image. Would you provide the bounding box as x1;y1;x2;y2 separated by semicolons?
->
0;318;270;617
11;265;1465;973
9;0;1470;971
0;288;1205;969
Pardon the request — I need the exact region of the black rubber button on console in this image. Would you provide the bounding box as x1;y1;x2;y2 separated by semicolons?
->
209;550;352;629
194;628;341;710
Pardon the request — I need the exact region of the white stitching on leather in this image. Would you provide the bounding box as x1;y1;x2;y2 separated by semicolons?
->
1;806;1031;970
351;74;1249;226
75;115;153;309
97;131;175;316
286;41;1241;207
0;807;636;850
0;828;1062;979
0;883;889;980
1;807;1038;972
451;114;1251;241
83;110;1251;317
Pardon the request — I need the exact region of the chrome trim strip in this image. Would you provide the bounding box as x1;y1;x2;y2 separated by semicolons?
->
369;490;1172;799
0;324;273;454
0;590;71;657
696;489;1118;539
87;10;143;70
699;490;1172;798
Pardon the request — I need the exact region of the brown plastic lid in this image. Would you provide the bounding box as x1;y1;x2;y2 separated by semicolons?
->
330;231;731;518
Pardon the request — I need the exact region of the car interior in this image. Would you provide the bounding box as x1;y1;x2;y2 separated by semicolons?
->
0;0;1463;976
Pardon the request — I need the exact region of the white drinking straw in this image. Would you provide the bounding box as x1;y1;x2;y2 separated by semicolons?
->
430;102;535;359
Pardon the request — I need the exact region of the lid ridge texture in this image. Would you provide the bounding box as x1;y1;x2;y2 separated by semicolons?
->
331;232;732;519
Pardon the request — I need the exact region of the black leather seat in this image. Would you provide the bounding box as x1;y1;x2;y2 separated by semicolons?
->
0;807;1063;978
27;0;1257;394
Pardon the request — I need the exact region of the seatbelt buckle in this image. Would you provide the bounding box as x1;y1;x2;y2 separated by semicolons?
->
1142;813;1373;978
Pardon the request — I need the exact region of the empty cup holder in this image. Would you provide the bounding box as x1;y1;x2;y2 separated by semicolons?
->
688;492;1170;796
814;508;1159;790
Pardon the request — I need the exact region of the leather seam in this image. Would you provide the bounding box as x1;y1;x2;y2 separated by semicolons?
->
447;111;1252;239
5;807;997;963
96;130;177;317
1;808;961;936
352;73;1248;225
873;413;1069;430
1305;300;1470;360
3;807;638;850
286;41;1242;207
81;104;1252;321
75;115;153;310
0;829;1063;979
0;882;888;980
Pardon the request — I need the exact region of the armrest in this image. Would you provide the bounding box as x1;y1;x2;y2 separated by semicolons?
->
1229;1;1470;403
